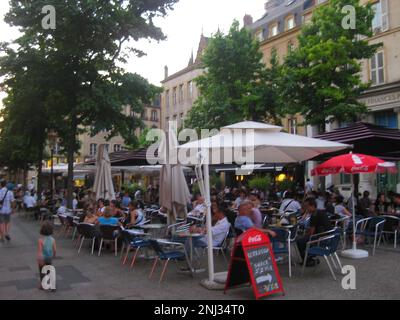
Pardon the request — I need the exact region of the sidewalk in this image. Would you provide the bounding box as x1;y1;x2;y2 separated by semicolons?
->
0;213;399;300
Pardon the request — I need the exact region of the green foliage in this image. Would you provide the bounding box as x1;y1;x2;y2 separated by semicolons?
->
277;179;296;193
185;20;284;130
1;0;177;203
122;182;146;196
248;175;272;191
210;174;222;189
282;0;380;130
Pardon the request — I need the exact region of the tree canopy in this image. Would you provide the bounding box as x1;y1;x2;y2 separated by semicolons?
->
1;0;177;204
185;21;284;131
282;0;380;132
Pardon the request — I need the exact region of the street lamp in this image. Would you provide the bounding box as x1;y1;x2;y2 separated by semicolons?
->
47;130;57;204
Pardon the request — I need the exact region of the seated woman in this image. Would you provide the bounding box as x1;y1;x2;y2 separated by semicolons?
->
97;207;120;226
110;200;124;218
375;192;390;215
83;204;98;224
96;198;106;217
333;195;352;218
125;201;145;228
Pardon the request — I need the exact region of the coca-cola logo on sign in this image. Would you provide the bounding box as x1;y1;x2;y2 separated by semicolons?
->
248;235;262;243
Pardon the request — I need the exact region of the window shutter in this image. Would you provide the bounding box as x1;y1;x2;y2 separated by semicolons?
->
381;0;389;31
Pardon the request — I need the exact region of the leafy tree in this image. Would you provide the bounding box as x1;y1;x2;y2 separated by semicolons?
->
282;0;380;132
0;47;51;190
2;0;177;206
185;21;284;131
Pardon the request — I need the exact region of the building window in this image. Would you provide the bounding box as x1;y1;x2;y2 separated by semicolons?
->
187;81;193;100
180;113;184;127
287;41;294;54
141;110;147;120
286;16;295;31
270;23;279;37
255;29;264;42
113;144;122;152
89;143;97;156
288;118;297;135
370;51;385;86
375;110;398;129
179;84;184;103
104;144;109;153
172;87;177;106
151;110;158;122
340;174;351;185
165;90;170;109
153;94;161;108
372;0;389;34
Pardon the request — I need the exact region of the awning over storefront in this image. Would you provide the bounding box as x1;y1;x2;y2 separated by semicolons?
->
313;122;400;161
83;147;157;166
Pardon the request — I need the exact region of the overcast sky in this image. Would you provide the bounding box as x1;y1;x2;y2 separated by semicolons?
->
0;0;266;89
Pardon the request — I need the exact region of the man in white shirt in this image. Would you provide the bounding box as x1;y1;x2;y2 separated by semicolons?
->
279;191;301;215
305;179;314;194
189;209;231;249
23;192;36;209
0;180;15;242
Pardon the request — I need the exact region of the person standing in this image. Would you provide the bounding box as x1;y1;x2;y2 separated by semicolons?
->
37;222;56;290
0;180;15;243
305;178;314;194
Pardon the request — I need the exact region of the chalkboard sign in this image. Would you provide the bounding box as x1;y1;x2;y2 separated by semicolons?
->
225;229;284;299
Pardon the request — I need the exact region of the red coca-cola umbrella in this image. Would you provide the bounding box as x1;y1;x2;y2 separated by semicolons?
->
312;153;397;259
311;153;396;176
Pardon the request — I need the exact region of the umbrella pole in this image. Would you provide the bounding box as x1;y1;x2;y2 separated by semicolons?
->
204;161;215;283
341;174;369;259
351;174;357;251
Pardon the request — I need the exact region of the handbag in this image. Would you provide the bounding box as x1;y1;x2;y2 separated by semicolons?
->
0;190;9;210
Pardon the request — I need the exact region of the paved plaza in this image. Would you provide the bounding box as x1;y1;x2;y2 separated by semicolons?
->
0;213;399;300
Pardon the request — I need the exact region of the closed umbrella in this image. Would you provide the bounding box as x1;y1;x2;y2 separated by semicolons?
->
93;144;116;201
312;152;397;259
178;121;350;286
159;125;191;224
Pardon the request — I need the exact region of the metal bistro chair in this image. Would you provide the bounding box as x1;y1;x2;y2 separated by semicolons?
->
301;229;343;281
76;223;96;255
203;228;231;264
148;239;192;283
333;216;351;250
380;215;400;249
355;217;386;256
270;228;293;278
98;225;121;257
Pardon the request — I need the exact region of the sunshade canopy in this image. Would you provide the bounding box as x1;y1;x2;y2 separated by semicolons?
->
178;121;350;164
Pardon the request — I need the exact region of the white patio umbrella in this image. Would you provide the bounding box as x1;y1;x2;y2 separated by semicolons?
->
159;124;191;224
178;121;350;287
93;144;116;201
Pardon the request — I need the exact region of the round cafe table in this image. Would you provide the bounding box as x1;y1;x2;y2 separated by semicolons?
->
139;224;167;238
175;232;205;273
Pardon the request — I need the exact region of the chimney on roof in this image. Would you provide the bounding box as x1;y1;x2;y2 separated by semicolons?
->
164;65;168;79
243;14;253;27
264;0;281;12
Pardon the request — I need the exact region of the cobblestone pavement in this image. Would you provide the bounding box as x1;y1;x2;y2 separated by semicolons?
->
0;213;399;300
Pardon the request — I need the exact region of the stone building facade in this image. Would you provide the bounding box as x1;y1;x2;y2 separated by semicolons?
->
247;0;400;197
161;34;209;130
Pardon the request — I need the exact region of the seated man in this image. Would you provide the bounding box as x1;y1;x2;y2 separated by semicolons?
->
234;201;276;238
187;195;207;221
279;191;301;215
189;204;231;250
296;197;333;267
97;207;120;226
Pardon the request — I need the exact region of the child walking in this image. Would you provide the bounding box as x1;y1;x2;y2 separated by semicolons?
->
37;222;56;290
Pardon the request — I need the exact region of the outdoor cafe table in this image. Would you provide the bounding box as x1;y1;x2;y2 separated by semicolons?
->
175;232;205;274
139;224;167;238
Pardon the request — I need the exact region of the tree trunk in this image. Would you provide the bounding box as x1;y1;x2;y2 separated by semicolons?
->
67;145;74;209
37;144;44;200
66;117;78;209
